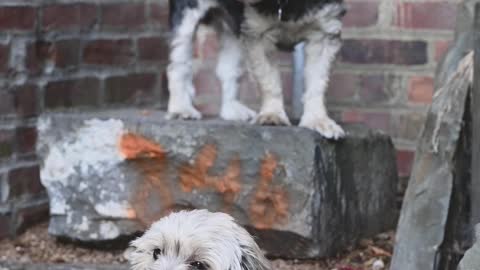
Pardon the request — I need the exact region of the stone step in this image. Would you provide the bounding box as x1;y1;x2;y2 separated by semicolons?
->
37;110;398;259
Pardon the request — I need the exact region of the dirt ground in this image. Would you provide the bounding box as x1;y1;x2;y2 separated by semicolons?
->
0;223;394;270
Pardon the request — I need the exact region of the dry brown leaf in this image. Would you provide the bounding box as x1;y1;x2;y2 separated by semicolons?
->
369;246;392;257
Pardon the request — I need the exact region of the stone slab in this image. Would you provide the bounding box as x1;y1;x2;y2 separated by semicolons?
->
458;224;480;270
390;52;473;268
37;109;398;259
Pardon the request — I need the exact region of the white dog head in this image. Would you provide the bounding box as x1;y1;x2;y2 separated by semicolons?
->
127;210;271;270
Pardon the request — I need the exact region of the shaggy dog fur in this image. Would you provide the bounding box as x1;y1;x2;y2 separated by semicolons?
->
126;210;270;270
167;0;346;139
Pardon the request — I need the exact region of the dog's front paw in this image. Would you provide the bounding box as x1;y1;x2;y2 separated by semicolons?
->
221;101;256;122
299;115;345;139
254;110;291;126
166;106;202;120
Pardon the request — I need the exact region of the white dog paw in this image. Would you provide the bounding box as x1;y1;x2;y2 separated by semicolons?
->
221;101;257;122
166;106;202;120
299;116;345;139
254;110;291;126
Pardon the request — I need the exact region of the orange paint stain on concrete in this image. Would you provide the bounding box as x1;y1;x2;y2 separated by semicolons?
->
179;144;242;209
119;133;171;227
125;208;137;219
179;144;217;192
214;158;242;204
119;133;166;159
249;152;289;229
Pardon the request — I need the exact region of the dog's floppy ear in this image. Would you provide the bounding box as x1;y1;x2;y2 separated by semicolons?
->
238;245;271;270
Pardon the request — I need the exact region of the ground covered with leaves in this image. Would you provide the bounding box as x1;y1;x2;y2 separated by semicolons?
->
0;223;394;270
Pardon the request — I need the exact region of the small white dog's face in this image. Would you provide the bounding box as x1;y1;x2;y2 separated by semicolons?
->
127;210;270;270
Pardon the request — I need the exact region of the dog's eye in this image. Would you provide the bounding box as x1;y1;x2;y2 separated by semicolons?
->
153;248;162;260
190;261;207;270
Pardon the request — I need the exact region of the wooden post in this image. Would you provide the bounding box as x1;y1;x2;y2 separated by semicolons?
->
472;3;480;226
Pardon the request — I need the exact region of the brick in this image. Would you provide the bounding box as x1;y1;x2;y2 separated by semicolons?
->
27;39;81;72
0;7;36;31
327;73;357;102
390;112;426;142
196;98;221;116
7;165;44;199
83;39;134;66
0;129;15;159
358;75;388;103
0;214;12;239
26;41;54;74
0;91;14;116
194;29;219;60
343;1;379;28
435;40;452;62
328;73;389;104
13;201;49;236
53;39;82;69
273;51;293;66
0;44;9;73
341;39;428;65
160;71;169;103
150;3;169;26
281;70;293;103
44;78;101;109
238;77;260;104
408;76;434;104
105;73;157;104
13;84;38;117
396;150;415;178
42;3;97;31
194;68;221;96
342;110;391;132
16;127;37;154
395;2;457;31
138;37;169;62
101;3;146;29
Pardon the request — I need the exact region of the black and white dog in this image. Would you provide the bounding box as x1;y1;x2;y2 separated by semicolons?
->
167;0;346;139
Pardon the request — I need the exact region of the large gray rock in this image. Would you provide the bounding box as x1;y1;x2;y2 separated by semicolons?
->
458;224;480;270
435;0;479;89
37;110;397;259
390;52;473;269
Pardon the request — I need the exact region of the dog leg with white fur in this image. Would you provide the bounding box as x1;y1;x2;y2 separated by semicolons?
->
246;39;291;126
299;35;345;139
166;8;204;120
217;33;256;122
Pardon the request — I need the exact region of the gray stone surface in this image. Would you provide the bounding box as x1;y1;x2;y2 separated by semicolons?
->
390;51;473;269
458;224;480;270
435;0;479;89
37;110;397;259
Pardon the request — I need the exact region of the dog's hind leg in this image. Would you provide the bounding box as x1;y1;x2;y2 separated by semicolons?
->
217;33;256;122
299;35;345;139
167;2;212;120
246;39;291;126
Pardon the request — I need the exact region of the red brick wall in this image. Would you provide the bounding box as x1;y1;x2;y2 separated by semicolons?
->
0;0;169;238
0;0;459;237
339;0;458;178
